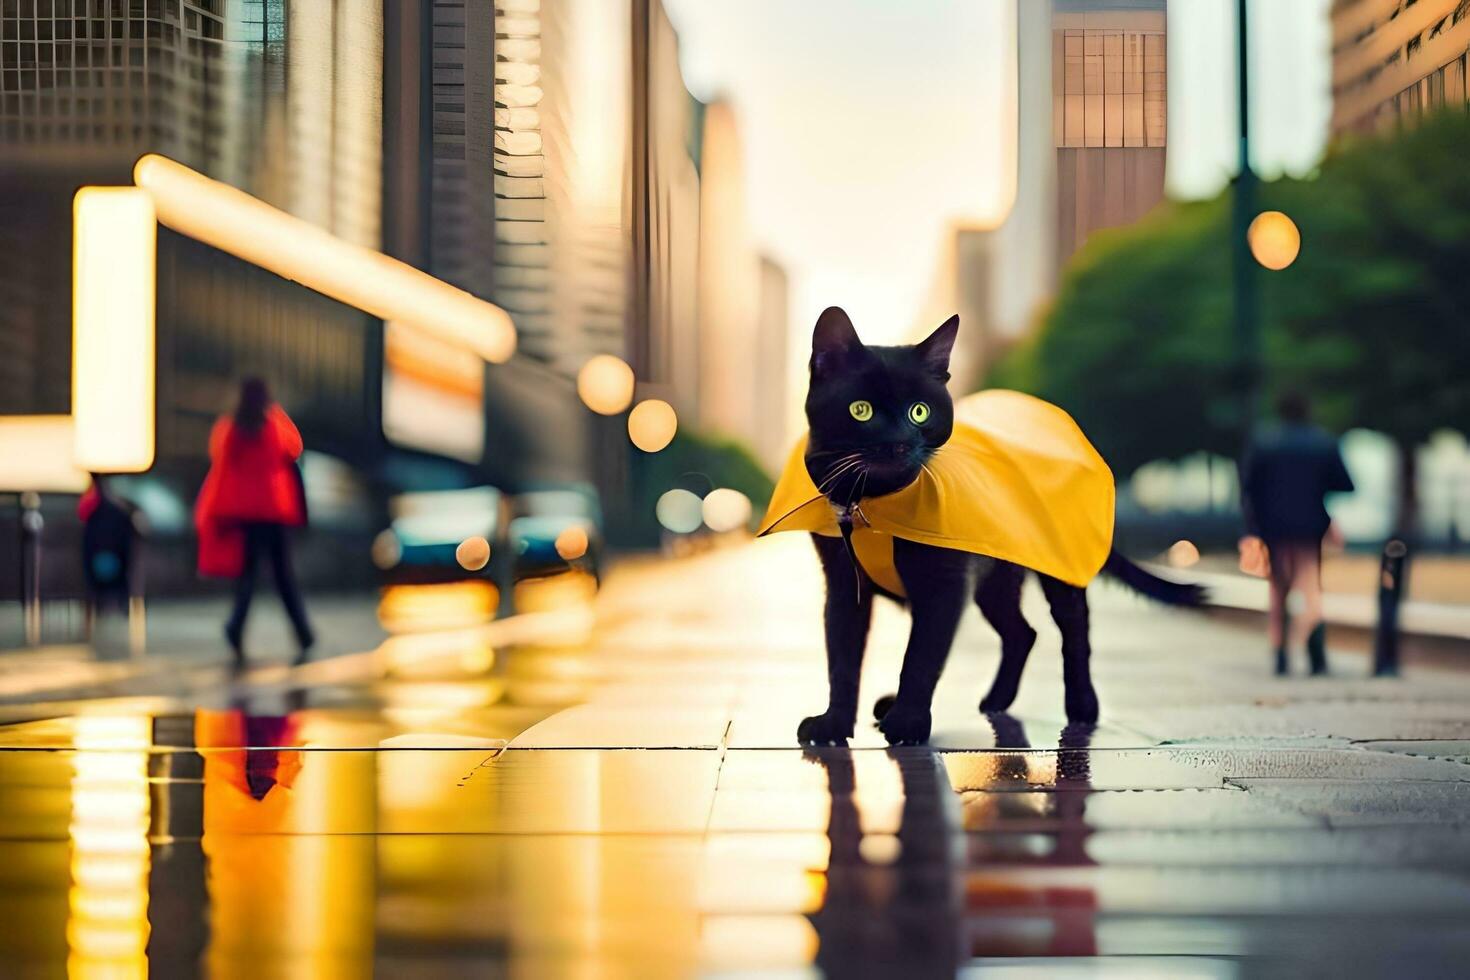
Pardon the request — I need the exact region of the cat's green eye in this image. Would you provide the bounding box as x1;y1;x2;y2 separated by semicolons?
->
908;401;932;425
848;400;874;422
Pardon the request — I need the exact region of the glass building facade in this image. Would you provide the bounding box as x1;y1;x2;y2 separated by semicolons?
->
1331;0;1470;134
1050;0;1168;268
1053;22;1166;148
0;0;387;594
0;0;385;456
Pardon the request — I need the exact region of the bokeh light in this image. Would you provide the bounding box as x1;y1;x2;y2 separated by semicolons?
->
576;354;636;415
1167;539;1201;568
656;489;703;533
701;488;753;533
371;529;402;569
513;569;599;615
628;399;678;453
555;525;590;561
455;536;491;571
1248;210;1301;270
377;581;499;633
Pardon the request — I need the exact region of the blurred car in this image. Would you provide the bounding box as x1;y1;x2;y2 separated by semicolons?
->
372;486;506;586
507;484;603;583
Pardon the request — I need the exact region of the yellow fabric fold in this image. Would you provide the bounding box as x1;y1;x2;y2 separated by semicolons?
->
757;390;1115;592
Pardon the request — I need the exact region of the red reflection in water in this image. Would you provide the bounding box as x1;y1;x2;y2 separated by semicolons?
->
965;718;1098;959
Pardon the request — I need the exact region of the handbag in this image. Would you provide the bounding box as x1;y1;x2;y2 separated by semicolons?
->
1238;535;1270;578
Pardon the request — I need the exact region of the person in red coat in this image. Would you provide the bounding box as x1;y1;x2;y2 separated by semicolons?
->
195;378;314;665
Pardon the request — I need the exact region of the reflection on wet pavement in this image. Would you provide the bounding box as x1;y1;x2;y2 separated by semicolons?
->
1;538;1469;976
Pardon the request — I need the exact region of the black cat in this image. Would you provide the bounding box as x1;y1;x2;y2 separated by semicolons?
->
793;307;1201;746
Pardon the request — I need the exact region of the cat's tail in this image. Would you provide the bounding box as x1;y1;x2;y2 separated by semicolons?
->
1102;550;1207;606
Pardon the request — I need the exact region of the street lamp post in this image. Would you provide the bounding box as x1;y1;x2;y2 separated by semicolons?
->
1232;0;1260;442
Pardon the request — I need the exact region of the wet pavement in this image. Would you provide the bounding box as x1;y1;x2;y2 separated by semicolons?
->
1;535;1469;977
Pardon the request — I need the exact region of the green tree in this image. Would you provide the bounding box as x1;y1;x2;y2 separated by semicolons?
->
990;196;1240;477
991;109;1470;536
1268;111;1470;533
618;431;774;546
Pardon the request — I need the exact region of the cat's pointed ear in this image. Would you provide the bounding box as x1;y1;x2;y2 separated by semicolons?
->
811;306;863;374
915;315;959;381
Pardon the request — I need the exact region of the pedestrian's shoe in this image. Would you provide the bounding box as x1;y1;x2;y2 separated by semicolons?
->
1273;646;1288;676
1307;624;1328;676
292;628;316;668
224;622;245;671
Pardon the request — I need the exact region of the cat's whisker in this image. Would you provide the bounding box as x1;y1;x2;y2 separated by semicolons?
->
818;467;856;495
819;455;865;491
818;458;856;488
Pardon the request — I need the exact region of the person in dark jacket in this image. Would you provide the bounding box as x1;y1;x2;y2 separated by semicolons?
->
1240;391;1355;676
195;378;314;666
79;474;142;637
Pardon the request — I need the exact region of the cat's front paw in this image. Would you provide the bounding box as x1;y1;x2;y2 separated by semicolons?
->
978;683;1018;713
797;711;853;746
872;694;897;721
1065;685;1100;724
877;703;932;745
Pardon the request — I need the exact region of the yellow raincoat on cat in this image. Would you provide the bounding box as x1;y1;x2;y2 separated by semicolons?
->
757;390;1115;596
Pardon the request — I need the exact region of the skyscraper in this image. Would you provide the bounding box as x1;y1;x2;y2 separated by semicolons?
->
936;0;1168;385
1052;0;1168;268
1331;0;1470;134
0;0;385;464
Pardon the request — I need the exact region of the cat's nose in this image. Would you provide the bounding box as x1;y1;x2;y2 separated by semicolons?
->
877;443;913;461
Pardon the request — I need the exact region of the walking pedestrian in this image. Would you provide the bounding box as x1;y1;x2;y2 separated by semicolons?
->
195;378;314;667
78;473;143;639
1240;391;1355;676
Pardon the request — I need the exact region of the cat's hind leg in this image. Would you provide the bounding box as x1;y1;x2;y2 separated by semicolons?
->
976;560;1037;713
1039;574;1099;724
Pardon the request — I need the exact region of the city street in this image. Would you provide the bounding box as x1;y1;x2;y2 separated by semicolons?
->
4;0;1470;977
1;534;1469;977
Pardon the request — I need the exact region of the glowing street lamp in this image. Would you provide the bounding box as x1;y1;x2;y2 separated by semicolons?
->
655;489;703;534
1248;210;1301;271
576;355;635;415
702;488;752;533
554;526;590;561
627;399;677;453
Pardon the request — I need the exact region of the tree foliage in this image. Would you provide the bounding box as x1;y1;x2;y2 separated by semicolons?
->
617;431;775;545
1268;111;1470;446
990;110;1470;477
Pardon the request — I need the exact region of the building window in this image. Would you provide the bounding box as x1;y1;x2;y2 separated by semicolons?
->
1054;27;1165;148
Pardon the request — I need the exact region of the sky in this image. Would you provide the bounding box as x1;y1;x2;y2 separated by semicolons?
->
663;0;1016;350
663;0;1334;380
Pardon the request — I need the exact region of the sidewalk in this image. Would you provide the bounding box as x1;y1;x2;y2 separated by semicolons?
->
0;593;387;706
1167;554;1470;645
1186;566;1470;641
0;537;1469;975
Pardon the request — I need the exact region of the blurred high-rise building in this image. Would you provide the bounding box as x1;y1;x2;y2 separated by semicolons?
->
670;93;790;472
1;0;392;591
695;99;758;450
475;0;715;517
380;0;493;466
753;255;789;474
2;0;762;578
1051;0;1168;268
1330;0;1470;134
928;0;1167;386
630;0;703;421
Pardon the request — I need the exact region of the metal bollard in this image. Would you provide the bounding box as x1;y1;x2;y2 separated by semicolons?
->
1372;539;1408;677
19;492;43;646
